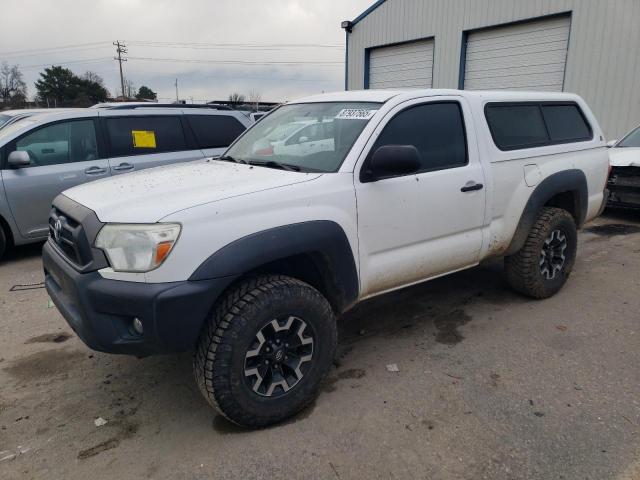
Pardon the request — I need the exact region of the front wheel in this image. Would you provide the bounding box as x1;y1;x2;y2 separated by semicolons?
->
194;275;337;428
505;207;577;299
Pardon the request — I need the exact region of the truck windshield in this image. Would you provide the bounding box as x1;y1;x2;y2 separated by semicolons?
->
617;126;640;148
222;102;381;173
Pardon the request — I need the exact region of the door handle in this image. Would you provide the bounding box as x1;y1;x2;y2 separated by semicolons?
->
84;166;107;175
113;162;134;171
460;181;484;192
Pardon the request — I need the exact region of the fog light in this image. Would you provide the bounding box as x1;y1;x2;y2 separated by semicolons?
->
132;317;144;335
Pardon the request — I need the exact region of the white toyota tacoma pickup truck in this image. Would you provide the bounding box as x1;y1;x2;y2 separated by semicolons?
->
43;89;609;427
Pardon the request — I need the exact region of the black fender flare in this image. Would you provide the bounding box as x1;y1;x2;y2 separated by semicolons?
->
189;221;359;312
505;169;588;256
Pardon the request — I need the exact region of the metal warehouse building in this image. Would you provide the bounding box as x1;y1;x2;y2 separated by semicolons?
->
343;0;639;138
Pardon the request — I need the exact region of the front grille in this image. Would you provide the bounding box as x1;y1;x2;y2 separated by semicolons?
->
49;207;93;267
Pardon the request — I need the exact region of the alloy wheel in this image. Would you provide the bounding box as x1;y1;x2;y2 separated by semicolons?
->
244;316;315;398
539;229;568;280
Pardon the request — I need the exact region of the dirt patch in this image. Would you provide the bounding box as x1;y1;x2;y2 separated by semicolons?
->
584;224;640;236
322;368;367;393
77;420;139;460
3;349;85;382
434;310;472;345
78;439;120;460
25;332;73;344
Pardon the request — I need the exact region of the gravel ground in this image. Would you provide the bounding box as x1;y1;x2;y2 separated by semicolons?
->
1;210;639;480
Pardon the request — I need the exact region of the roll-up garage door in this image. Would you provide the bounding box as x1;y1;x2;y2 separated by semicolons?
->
368;39;434;89
463;15;570;91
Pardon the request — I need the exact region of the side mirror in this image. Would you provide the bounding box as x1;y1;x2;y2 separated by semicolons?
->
606;139;618;148
298;136;309;143
7;151;31;167
365;145;421;181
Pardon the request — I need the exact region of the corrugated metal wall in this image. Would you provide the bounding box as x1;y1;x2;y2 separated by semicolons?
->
346;0;640;138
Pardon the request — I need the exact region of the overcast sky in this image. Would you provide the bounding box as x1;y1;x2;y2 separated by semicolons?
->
0;0;372;103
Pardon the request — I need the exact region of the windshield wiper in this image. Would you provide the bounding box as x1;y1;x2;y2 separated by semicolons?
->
217;154;248;165
248;160;301;172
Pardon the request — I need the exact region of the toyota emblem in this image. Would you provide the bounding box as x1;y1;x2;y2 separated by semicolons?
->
53;219;63;242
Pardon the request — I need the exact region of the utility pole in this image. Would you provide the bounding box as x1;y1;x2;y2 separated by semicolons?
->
174;78;179;102
113;41;127;101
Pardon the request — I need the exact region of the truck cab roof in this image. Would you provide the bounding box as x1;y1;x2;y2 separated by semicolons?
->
292;88;585;105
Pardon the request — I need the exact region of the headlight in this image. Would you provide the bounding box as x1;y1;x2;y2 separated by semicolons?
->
95;223;181;272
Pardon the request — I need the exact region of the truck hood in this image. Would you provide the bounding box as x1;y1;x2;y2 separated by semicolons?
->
63;159;323;223
609;148;640;167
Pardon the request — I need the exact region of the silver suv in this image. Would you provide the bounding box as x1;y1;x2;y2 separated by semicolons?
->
0;107;250;259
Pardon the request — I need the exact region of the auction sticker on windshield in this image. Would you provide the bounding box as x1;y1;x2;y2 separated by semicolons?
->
132;130;157;148
335;109;378;120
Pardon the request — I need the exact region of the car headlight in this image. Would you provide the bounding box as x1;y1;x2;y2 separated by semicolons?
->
95;223;181;272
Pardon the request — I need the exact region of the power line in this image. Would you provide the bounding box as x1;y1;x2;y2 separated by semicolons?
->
0;41;111;57
0;45;113;59
19;57;112;69
126;41;343;48
0;40;343;58
16;56;343;71
127;56;343;67
126;44;342;52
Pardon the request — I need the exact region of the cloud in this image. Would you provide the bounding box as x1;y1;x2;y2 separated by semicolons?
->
0;0;372;102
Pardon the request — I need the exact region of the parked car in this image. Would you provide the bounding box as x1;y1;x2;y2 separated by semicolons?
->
91;102;233;111
253;119;334;157
43;89;608;428
0;108;250;259
0;108;80;130
249;112;268;123
607;123;640;208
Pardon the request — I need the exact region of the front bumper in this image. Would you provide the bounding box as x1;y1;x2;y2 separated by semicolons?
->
43;240;233;356
607;167;640;209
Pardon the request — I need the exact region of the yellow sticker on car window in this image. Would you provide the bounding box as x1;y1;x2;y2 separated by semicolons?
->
132;130;156;148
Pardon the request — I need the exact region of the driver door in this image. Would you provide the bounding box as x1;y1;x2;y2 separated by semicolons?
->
355;97;487;297
2;118;109;239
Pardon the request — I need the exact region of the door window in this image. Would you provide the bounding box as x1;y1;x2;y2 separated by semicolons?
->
15;120;98;167
187;115;246;149
105;116;187;157
368;102;467;174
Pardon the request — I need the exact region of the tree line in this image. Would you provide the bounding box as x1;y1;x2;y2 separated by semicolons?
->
0;62;157;108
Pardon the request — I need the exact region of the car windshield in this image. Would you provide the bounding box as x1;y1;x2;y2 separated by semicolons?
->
222;102;381;173
0;114;11;129
617;126;640;148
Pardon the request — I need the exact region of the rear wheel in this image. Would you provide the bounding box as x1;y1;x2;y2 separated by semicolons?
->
194;275;337;428
505;207;577;299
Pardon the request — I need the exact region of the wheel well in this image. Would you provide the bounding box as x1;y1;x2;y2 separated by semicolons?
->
544;191;580;225
0;214;13;247
239;252;348;314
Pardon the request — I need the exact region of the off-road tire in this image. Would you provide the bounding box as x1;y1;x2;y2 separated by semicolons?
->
194;275;337;428
505;207;577;299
